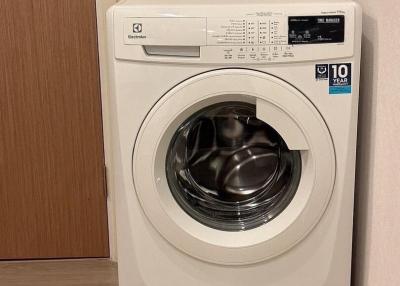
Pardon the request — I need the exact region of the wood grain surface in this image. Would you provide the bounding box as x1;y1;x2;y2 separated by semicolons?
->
0;259;118;286
0;0;109;259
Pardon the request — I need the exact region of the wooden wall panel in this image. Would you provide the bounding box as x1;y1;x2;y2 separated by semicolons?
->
0;0;109;259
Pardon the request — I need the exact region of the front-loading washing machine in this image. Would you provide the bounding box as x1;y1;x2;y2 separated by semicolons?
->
106;0;362;285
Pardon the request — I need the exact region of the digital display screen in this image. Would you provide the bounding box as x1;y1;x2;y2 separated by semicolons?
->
288;16;345;45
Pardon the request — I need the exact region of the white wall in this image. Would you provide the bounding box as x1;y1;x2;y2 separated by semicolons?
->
353;0;400;285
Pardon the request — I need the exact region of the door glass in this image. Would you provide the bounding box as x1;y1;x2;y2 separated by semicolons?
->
166;102;302;231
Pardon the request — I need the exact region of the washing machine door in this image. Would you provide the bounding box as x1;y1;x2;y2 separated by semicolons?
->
133;69;335;265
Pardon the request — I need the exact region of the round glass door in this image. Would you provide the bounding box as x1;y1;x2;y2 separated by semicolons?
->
132;69;335;264
166;102;302;231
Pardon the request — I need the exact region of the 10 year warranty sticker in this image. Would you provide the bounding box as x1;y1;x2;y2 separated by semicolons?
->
316;63;352;95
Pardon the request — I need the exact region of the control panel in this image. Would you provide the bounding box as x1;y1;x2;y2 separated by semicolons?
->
115;5;355;64
206;18;288;46
204;16;292;62
202;15;347;63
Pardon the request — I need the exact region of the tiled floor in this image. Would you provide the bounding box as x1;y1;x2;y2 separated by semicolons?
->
0;259;118;286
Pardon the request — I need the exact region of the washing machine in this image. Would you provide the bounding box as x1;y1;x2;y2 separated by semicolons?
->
107;0;362;285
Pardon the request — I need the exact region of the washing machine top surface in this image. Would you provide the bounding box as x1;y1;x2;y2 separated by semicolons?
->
118;0;355;5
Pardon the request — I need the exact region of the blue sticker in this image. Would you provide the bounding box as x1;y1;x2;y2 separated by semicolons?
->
329;86;352;94
329;63;352;95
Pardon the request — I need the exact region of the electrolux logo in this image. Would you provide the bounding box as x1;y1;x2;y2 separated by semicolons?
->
128;34;147;39
128;23;146;40
133;23;142;33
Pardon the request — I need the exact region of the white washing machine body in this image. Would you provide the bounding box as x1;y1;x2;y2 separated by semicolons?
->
107;1;362;285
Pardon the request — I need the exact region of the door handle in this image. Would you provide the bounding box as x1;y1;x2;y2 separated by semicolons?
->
143;45;200;58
